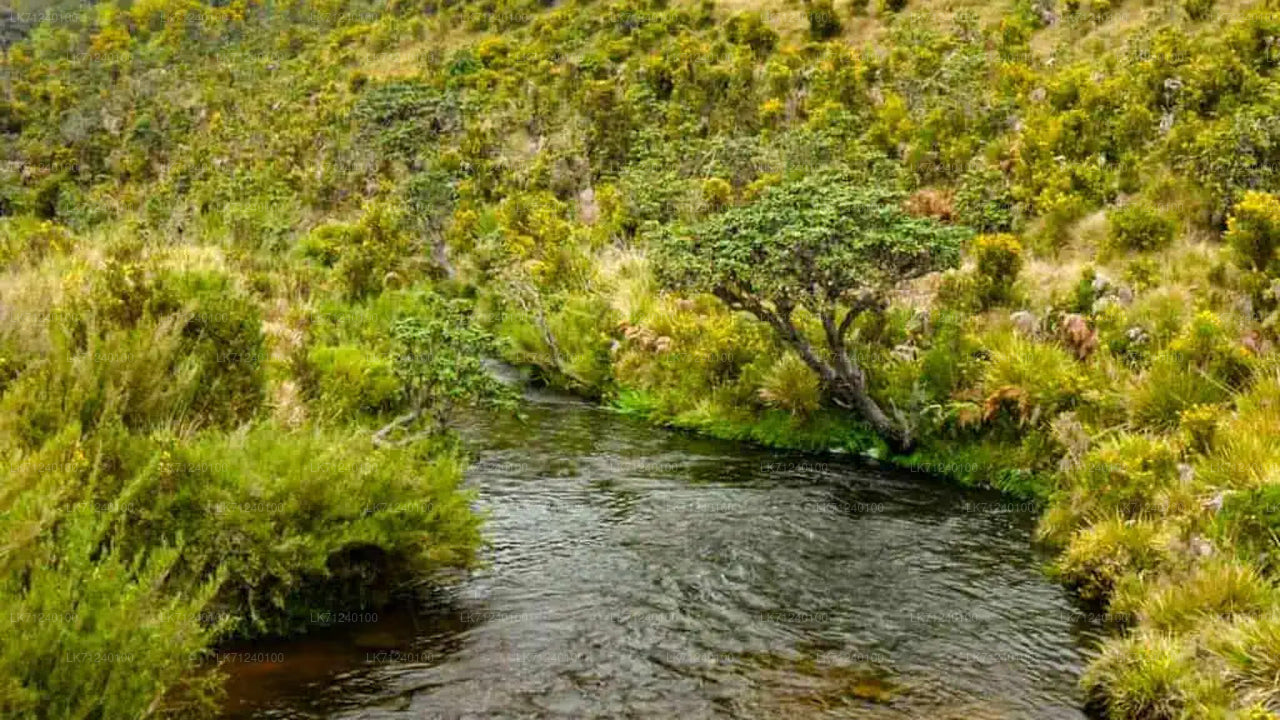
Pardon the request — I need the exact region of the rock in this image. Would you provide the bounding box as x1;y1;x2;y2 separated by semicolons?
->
1202;491;1225;513
1126;326;1150;346
1189;535;1214;558
577;186;599;225
1091;272;1112;295
1010;310;1040;337
891;344;918;362
1114;285;1135;305
1178;463;1196;485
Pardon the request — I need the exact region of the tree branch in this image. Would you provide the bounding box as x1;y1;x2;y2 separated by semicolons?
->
372;408;423;448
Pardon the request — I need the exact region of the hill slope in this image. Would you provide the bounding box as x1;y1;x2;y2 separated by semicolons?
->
4;0;1280;716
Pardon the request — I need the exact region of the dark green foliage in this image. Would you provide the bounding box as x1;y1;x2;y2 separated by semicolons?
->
1215;484;1280;573
655;169;967;306
806;0;843;40
404;168;459;235
1106;202;1176;254
151;271;266;428
111;425;481;637
0;505;223;719
393;301;512;419
1182;0;1214;21
724;12;777;57
299;205;416;300
306;344;401;418
1171;106;1280;218
955;166;1016;233
353;81;463;162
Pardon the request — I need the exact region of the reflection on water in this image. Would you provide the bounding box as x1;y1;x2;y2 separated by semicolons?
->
221;393;1102;719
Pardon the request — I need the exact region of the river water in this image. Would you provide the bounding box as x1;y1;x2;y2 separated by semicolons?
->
221;392;1101;719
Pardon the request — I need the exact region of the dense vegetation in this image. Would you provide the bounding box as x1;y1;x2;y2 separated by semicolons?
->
4;0;1280;715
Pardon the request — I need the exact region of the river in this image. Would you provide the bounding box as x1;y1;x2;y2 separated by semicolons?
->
220;390;1102;719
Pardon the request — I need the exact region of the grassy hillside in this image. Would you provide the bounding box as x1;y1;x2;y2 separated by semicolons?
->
4;0;1280;716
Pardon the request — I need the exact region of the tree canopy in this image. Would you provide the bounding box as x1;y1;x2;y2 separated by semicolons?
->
655;170;971;450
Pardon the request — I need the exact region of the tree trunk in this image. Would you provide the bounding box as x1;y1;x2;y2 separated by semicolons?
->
431;235;455;280
831;373;913;454
714;287;914;454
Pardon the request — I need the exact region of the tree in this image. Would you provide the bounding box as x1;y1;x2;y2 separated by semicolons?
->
654;170;970;452
403;168;459;278
373;295;514;447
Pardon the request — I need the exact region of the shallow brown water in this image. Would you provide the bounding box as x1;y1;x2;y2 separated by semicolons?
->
220;392;1101;719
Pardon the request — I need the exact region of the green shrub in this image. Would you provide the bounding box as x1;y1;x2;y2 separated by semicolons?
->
1197;373;1280;492
1106;202;1176;254
973;234;1024;307
806;0;843;40
0;310;201;449
880;0;909;13
1031;191;1088;252
917;312;984;403
1225;191;1280;274
1123;256;1160;292
1180;404;1225;455
724;12;778;56
306;344;401;419
934;268;983;312
700;177;733;213
1167;311;1253;388
1213;610;1280;709
1129;354;1232;431
110;424;481;637
1040;434;1187;544
0;507;223;719
0;217;70;268
299;205;415;300
352;81;462;161
150;270;266;428
979;333;1088;434
954;166;1016;233
1130;313;1252;430
1182;0;1214;21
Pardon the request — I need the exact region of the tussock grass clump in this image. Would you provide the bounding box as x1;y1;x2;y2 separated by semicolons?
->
1055;517;1177;603
1082;631;1228;720
758;351;822;417
1111;559;1277;632
1039;434;1195;545
1212;610;1280;710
